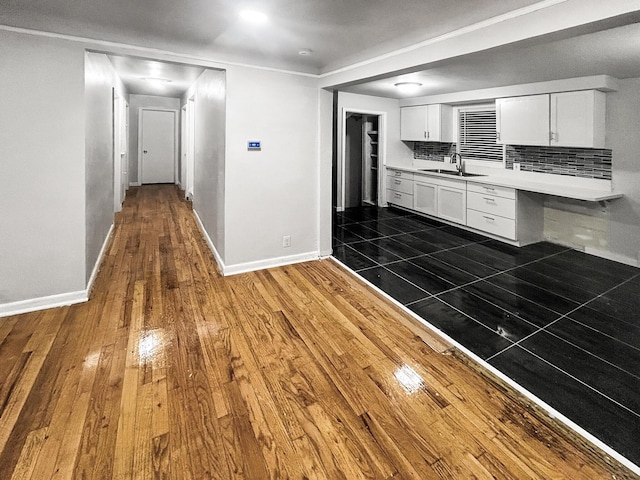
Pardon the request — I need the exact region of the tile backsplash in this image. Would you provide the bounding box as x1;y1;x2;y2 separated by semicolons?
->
413;142;612;180
413;142;455;162
506;145;612;180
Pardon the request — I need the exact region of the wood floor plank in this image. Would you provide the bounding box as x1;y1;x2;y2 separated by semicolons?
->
0;184;636;480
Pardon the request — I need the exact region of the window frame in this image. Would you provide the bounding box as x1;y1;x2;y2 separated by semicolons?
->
453;103;506;169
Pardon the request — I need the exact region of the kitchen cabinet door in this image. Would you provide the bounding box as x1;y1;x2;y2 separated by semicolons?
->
438;185;466;224
400;106;428;141
496;95;549;146
550;90;605;148
401;105;453;142
414;180;438;216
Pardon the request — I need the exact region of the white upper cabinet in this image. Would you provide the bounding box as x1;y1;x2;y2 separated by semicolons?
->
496;90;606;148
496;95;550;146
550;90;606;148
401;105;453;142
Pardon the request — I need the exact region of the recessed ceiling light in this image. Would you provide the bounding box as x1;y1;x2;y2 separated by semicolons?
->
240;9;268;23
298;49;312;56
394;82;423;94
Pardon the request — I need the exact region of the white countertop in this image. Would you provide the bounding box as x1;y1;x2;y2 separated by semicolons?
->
386;165;623;202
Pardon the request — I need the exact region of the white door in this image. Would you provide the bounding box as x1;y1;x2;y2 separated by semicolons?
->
140;109;176;184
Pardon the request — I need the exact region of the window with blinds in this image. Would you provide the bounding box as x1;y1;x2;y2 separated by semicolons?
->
457;106;504;164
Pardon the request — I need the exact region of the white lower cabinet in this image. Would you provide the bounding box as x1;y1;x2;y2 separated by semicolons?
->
413;180;437;216
438;184;466;224
467;209;516;240
413;174;466;224
466;182;542;244
387;168;543;246
386;169;414;209
467;182;517;240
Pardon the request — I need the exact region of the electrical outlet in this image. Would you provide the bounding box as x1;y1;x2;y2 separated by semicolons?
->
513;163;521;171
283;235;291;248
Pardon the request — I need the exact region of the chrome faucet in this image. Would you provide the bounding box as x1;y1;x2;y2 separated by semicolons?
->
451;153;464;174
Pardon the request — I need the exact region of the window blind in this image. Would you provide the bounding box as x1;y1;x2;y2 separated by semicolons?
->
458;108;503;163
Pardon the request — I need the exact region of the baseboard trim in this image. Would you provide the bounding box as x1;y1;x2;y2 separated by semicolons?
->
0;224;115;319
224;251;320;276
0;290;88;318
129;181;141;187
86;224;115;297
192;209;320;277
193;209;225;275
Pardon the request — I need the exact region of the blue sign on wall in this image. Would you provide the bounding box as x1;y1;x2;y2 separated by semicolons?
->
248;141;261;150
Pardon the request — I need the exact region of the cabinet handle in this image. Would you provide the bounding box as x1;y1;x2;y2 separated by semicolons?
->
484;187;495;192
483;197;496;202
395;171;402;176
496;132;501;141
394;179;401;185
394;193;402;198
483;215;495;221
550;131;557;142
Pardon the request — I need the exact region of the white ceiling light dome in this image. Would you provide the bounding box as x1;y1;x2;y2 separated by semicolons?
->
394;82;423;94
240;9;268;24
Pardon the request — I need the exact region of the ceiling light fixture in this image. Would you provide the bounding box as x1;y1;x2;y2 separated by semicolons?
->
142;77;172;87
240;9;268;23
394;82;423;94
298;49;312;56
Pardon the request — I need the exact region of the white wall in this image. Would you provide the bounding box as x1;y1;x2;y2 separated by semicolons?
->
606;77;640;264
318;89;335;257
335;92;413;210
224;66;320;271
128;94;181;184
182;69;227;260
85;52;129;282
0;30;86;306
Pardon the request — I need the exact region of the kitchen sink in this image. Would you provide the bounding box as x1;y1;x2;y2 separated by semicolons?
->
418;169;486;177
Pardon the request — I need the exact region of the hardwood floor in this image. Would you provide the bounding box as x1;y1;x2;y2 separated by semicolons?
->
0;184;636;479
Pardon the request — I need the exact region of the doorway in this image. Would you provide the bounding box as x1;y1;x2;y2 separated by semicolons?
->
113;91;129;212
341;110;383;210
139;108;178;184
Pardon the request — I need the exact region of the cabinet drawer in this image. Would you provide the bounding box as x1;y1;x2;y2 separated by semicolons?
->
467;182;515;199
386;189;414;209
467;191;516;219
387;169;414;181
467;209;516;240
386;176;414;194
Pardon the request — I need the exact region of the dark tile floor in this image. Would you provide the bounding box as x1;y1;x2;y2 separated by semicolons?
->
333;205;640;468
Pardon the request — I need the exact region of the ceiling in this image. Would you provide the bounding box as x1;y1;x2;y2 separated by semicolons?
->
1;0;544;74
106;55;206;97
2;1;640;99
342;19;640;99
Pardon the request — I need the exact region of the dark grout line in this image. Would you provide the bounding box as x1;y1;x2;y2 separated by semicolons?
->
497;343;640;420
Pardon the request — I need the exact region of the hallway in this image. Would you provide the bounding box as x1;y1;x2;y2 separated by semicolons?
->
0;185;634;479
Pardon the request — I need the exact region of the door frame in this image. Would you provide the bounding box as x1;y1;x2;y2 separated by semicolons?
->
138;107;179;185
113;93;129;212
185;97;195;200
339;108;386;211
